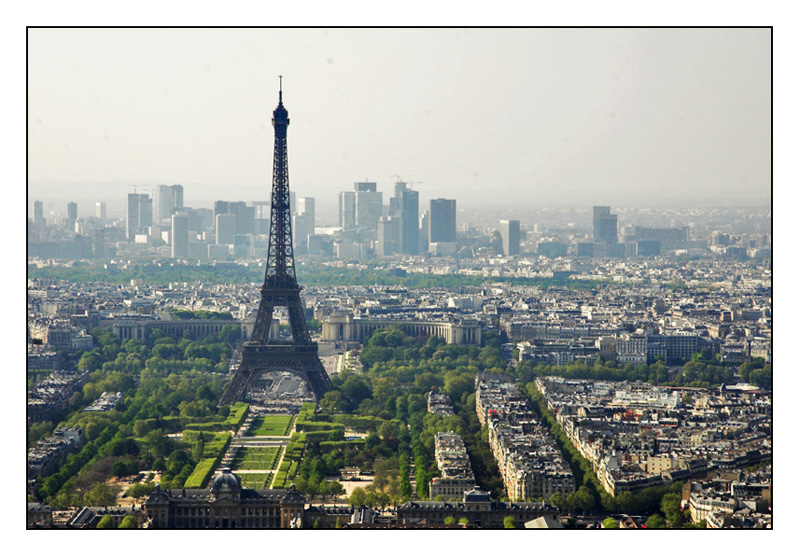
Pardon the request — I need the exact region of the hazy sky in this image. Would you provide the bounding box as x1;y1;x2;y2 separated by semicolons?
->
28;28;771;213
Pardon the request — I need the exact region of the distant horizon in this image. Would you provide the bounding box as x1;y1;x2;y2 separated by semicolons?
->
27;178;772;222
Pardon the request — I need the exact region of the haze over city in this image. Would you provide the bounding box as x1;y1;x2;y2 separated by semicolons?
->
28;28;771;218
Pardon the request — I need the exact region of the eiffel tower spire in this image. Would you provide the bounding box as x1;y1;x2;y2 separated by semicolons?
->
220;80;332;405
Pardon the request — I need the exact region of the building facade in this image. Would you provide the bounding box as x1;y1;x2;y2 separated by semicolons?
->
144;469;306;529
322;311;481;345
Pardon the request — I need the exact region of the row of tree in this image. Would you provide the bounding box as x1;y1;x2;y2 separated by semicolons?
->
514;354;771;390
30;260;607;291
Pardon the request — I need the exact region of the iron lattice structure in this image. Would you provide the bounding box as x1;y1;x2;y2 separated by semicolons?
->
220;83;332;405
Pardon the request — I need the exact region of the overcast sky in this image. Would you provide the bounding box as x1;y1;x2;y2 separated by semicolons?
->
28;28;771;214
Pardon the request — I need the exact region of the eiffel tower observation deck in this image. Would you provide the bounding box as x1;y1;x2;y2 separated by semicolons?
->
220;79;332;405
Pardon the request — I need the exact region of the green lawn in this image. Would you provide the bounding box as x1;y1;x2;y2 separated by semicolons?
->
246;415;295;437
237;473;273;489
230;446;283;471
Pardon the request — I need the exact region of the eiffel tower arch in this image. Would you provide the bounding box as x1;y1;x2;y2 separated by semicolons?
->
220;80;332;405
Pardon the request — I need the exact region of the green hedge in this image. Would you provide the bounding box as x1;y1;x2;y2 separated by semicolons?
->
332;415;389;431
184;403;249;432
298;402;317;422
183;431;232;488
272;431;308;488
184;458;218;489
225;402;249;430
204;432;232;459
144;416;183;433
304;429;345;442
296;420;341;433
182;422;228;432
319;439;366;450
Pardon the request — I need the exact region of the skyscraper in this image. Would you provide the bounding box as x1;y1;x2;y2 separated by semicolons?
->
419;210;429;253
339;191;356;230
296;197;315;231
429;198;457;243
231;202;255;236
214;200;230;216
171;184;184;212
355;188;383;231
214;201;255;236
33;200;44;226
389;181;408;215
216;213;236;245
377;216;400;256
127;193;153;239
294;197;315;254
171;212;189;258
338;182;382;232
499;219;520;256
67;202;78;230
95;202;107;220
354;182;377;192
156;184;184;225
593;206;618;244
398;189;419;255
156;185;172;225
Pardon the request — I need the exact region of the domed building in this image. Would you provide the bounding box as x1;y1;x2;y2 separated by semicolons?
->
144;468;305;529
210;468;242;500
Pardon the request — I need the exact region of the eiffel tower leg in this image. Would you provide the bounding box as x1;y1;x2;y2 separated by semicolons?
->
251;294;276;344
286;292;312;344
220;361;252;406
300;354;333;398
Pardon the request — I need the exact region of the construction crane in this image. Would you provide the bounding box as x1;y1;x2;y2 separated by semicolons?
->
391;174;415;184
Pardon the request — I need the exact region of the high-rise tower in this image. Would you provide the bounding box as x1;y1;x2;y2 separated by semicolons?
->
398;188;419;255
220;80;332;405
593;206;618;244
499;219;520;256
67;202;78;230
429;198;457;243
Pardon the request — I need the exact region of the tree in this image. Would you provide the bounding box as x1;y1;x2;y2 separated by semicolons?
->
319;391;343;413
504;516;517;529
28;421;54;447
84;483;117;507
378;420;402;442
96;515;114;529
318;480;331;503
645;514;667;529
444;516;456;525
112;461;128;478
341;375;372;409
569;486;596;514
661;493;684;527
329;481;346;503
602;518;619;529
348;487;368;507
118;515;136;529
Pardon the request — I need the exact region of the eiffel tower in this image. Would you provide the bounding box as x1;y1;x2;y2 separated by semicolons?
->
220;79;332;405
